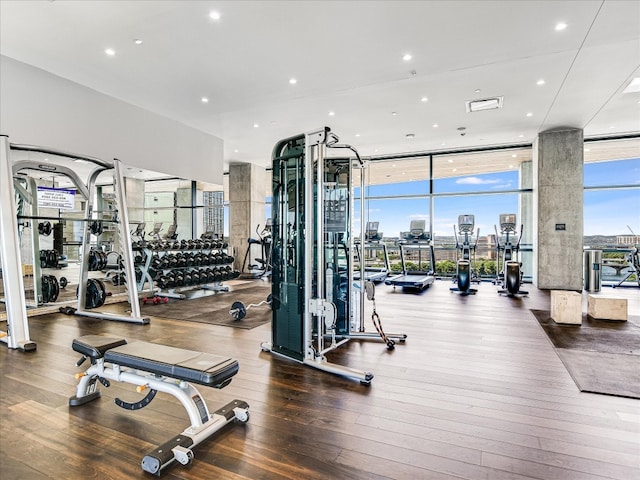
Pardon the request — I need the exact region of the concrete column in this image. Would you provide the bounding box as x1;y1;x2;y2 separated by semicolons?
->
533;128;583;290
229;163;267;272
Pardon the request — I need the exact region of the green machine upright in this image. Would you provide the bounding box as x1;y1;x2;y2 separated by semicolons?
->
261;127;406;383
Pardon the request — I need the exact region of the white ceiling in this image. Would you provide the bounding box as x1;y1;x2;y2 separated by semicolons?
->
1;0;639;174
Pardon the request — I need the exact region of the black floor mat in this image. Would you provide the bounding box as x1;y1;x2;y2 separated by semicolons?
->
531;309;640;399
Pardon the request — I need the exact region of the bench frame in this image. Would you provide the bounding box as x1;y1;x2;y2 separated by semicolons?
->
69;335;249;475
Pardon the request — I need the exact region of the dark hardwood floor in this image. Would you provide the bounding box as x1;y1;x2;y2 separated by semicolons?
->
1;280;639;479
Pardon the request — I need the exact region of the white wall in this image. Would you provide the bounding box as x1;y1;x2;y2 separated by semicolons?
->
0;56;223;184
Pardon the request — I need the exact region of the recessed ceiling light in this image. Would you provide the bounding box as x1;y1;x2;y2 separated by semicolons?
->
474;89;481;93
402;53;412;61
536;79;545;85
328;111;335;116
392;164;396;167
43;157;49;162
253;123;259;128
74;159;88;164
509;164;514;169
201;97;209;103
355;133;361;137
105;48;116;56
526;112;533;117
518;134;524;138
555;22;567;31
448;159;453;163
375;149;379;153
406;133;415;138
133;39;143;45
609;126;616;129
209;11;221;20
432;124;439;128
584;148;590;152
391;112;397;116
421;97;428;102
441;143;446;146
289;78;297;85
234;149;239;153
622;77;640;94
511;154;517;158
452;168;457;172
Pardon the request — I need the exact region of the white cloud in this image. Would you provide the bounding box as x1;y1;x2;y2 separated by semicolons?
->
456;176;502;185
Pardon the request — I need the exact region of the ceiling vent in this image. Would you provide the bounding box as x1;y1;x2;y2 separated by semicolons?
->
466;96;503;113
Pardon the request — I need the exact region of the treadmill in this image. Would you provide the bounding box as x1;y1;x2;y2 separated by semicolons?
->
385;220;436;291
354;222;390;283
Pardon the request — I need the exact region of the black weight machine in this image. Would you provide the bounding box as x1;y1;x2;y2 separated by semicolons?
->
450;214;479;295
261;127;406;384
494;213;528;296
354;222;391;283
385;220;436;291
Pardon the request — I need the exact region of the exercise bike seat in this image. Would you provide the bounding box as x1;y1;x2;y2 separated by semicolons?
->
72;335;128;362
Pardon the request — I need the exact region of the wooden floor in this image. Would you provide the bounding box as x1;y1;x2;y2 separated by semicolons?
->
1;281;639;479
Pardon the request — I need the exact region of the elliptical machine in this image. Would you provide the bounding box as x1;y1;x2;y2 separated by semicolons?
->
240;220;272;279
494;213;527;296
450;214;479;295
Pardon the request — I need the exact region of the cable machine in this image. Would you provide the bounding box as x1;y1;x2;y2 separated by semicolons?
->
1;136;149;350
261;127;405;383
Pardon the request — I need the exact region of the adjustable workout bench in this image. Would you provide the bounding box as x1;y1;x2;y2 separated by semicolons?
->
69;335;249;475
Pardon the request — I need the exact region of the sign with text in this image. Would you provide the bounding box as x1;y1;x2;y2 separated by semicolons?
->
37;186;76;210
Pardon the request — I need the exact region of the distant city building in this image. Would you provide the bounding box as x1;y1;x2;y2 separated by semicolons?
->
203;191;224;237
616;235;639;246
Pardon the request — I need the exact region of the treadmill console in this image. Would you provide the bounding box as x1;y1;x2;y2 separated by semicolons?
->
366;221;382;242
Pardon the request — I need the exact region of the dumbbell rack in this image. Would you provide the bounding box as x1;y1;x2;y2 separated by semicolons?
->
133;239;239;300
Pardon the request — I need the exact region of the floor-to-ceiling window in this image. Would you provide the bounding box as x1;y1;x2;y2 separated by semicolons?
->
584;137;640;286
358;146;533;280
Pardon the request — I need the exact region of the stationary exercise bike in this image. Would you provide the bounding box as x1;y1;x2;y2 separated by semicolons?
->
450;214;479;295
494;213;528;296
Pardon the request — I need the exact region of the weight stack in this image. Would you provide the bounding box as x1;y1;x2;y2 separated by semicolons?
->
53;222;64;255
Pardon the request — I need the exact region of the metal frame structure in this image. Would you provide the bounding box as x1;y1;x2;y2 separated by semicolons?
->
262;127;405;384
1;136;148;351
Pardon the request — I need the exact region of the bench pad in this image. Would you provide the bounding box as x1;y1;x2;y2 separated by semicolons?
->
72;335;128;361
104;341;238;387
